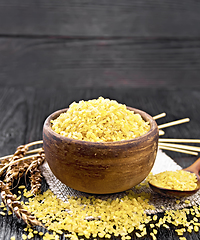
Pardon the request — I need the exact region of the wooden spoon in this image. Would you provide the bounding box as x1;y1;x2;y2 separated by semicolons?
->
149;158;200;198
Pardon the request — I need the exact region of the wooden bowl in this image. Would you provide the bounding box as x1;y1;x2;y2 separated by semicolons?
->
43;107;159;194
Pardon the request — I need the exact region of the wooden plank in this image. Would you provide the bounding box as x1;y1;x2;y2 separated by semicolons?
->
1;86;200;158
0;0;200;37
1;86;200;239
0;37;200;88
0;87;30;156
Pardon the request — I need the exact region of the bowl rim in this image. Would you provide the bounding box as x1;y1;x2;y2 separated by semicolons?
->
43;106;158;146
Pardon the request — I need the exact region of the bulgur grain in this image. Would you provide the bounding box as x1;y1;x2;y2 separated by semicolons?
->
51;97;150;142
149;170;197;191
22;234;27;240
23;189;154;239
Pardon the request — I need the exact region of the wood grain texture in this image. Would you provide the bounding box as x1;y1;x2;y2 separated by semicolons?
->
0;86;200;239
0;0;200;37
0;86;200;160
0;37;200;88
0;0;200;238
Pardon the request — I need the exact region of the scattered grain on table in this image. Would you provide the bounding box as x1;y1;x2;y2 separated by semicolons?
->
20;185;200;240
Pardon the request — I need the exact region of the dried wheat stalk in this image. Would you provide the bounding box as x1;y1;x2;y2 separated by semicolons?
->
0;180;43;227
5;159;32;188
0;158;10;175
26;149;45;194
0;145;28;179
0;141;45;227
4;145;29;185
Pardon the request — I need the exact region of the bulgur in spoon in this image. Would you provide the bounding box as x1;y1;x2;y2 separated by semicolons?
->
148;158;200;198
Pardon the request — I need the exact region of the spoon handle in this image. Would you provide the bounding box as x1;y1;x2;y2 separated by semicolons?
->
184;157;200;179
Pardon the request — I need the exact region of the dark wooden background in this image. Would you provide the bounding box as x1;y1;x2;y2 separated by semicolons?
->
1;1;200;239
0;0;200;89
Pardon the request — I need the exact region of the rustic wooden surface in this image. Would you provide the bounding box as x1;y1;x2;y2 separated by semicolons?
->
1;0;200;239
0;87;200;240
1;86;200;159
1;37;200;89
0;0;200;88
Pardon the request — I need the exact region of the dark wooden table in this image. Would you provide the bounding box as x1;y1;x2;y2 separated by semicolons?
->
1;86;200;240
1;1;200;239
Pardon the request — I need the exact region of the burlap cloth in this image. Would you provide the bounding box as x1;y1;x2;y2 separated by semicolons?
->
40;150;200;214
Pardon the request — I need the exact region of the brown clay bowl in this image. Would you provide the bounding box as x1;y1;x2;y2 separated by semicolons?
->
43;107;159;194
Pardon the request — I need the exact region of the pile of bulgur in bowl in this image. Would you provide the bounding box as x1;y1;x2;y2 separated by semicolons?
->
51;96;151;142
43;96;159;194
